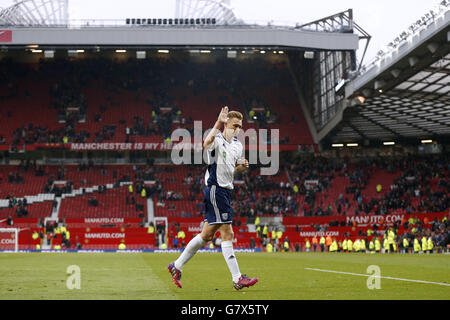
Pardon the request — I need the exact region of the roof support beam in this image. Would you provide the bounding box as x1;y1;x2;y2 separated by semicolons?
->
357;113;402;138
345;121;369;140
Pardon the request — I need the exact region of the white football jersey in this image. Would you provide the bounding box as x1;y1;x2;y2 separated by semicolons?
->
204;132;244;190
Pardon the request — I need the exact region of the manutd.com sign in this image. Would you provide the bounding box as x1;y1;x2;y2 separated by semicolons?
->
346;214;405;225
84;218;124;224
299;231;340;237
84;233;125;239
0;239;15;244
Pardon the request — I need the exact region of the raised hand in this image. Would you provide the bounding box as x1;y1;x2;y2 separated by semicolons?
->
218;106;229;123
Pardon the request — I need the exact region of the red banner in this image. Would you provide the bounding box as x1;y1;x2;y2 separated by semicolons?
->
69;143;171;151
0;30;12;43
0;218;38;228
3;213;447;249
24;142;302;151
65;218;142;227
67;142;300;151
284;212;447;227
35;227;155;246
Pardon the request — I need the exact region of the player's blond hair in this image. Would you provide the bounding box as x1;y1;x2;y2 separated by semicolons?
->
227;111;243;121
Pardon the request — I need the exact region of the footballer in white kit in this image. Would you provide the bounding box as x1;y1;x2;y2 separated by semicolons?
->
168;107;259;290
203;128;243;225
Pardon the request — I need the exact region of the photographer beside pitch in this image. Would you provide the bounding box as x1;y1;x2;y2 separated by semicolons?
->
168;106;258;290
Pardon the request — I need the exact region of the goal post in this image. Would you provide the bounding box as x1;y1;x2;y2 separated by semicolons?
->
153;217;168;249
0;228;19;252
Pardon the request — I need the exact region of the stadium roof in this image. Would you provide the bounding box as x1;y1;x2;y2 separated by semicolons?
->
0;1;361;51
323;3;450;145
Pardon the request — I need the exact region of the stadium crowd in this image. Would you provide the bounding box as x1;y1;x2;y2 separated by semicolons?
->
0;153;448;220
3;56;293;148
287;155;449;217
256;213;449;254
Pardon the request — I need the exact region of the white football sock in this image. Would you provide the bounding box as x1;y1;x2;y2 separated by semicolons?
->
174;234;206;271
221;240;241;283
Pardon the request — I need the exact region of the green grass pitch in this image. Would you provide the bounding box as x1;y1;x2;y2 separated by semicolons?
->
0;252;449;300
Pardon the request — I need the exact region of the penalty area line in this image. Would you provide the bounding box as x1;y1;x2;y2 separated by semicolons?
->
304;268;450;287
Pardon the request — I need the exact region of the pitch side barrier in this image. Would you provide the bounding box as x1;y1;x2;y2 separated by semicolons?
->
0;248;262;253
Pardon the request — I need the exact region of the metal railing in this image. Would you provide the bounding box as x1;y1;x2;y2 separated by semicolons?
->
0;16;361;34
357;0;449;77
1;18;308;29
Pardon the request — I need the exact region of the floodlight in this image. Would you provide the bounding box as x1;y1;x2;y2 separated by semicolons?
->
391;69;401;78
408;56;419;67
304;51;314;59
136;51;146;59
427;43;439;54
374;80;386;91
44;50;54;58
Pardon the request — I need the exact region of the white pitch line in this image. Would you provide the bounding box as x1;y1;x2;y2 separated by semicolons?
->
304;268;450;287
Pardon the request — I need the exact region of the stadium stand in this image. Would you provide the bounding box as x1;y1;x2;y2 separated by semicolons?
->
1;57;313;148
0;1;448;254
0;155;448;251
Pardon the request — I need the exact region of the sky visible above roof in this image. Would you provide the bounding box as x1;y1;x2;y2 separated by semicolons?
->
0;0;443;65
